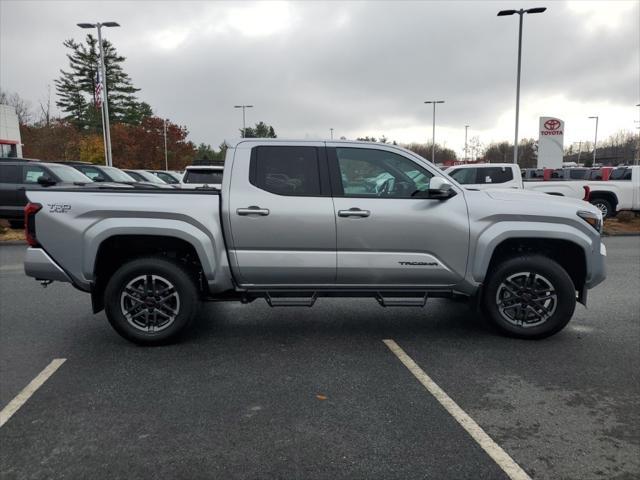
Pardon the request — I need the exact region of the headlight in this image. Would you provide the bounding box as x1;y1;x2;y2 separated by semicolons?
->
577;210;602;233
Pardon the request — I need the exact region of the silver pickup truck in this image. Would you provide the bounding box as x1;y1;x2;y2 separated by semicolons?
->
23;140;607;345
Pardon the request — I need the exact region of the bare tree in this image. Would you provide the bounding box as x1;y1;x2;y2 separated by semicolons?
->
38;85;52;126
0;89;33;125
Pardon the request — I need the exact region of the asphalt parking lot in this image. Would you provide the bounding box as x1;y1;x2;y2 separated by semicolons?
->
0;237;638;480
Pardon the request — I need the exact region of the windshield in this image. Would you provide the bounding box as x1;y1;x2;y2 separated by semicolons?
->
102;167;136;182
47;165;92;183
184;169;223;184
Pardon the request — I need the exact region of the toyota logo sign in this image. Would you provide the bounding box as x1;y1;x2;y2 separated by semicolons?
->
544;119;561;131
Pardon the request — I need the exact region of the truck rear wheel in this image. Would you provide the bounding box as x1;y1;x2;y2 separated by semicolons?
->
589;198;613;218
483;255;576;339
104;257;199;345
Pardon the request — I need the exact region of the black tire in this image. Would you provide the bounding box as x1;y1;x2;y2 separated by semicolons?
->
589;198;613;218
8;220;23;229
104;256;199;345
483;255;576;339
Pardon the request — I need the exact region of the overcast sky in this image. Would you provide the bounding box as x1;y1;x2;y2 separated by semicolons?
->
1;0;638;155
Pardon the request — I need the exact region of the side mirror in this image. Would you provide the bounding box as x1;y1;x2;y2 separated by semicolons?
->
37;175;56;186
428;176;456;199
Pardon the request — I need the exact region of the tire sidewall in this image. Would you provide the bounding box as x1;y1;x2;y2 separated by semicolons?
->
104;257;198;345
484;255;576;339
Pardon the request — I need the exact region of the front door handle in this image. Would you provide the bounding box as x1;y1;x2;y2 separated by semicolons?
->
237;206;270;216
338;208;370;218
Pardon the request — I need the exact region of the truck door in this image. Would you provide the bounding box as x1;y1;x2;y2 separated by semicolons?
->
227;144;336;285
328;146;469;286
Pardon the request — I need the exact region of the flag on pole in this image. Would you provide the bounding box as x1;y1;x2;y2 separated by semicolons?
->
95;69;103;109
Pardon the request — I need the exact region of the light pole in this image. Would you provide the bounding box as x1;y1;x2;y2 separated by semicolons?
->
234;105;253;138
424;100;444;163
464;125;470;162
498;7;546;164
163;118;168;170
330;128;334;140
588;116;598;165
77;21;120;167
576;141;582;164
636;104;640;165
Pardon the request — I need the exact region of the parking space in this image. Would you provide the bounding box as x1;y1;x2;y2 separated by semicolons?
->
1;237;639;479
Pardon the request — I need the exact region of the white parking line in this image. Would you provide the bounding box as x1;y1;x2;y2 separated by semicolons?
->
0;358;66;428
383;339;531;480
0;264;22;272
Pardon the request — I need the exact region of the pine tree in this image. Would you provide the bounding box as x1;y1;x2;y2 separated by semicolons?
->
55;34;151;129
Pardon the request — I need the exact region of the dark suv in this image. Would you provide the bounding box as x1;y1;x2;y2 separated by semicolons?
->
0;159;91;228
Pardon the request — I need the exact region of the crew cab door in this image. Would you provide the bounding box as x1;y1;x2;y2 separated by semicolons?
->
227;143;336;285
328;146;469;286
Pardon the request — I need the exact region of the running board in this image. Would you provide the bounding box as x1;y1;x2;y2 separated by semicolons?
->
265;293;318;307
375;292;428;307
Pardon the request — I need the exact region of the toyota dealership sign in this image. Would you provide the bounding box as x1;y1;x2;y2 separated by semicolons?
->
538;116;564;168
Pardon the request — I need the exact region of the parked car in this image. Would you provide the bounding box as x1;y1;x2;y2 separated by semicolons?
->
23;139;605;345
147;170;183;185
0;159;91;228
123;169;175;188
181;165;224;189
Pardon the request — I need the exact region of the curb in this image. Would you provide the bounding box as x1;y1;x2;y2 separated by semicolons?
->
602;233;640;237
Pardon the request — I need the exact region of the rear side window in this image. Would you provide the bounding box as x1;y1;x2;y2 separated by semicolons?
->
183;169;223;184
250;146;320;196
0;165;20;183
477;167;513;184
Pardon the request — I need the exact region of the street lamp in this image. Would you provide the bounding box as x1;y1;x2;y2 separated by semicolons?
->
424;100;444;163
588;116;599;166
330;128;334;140
498;7;547;164
77;21;120;167
464;125;470;162
234;105;253;138
163;118;168;170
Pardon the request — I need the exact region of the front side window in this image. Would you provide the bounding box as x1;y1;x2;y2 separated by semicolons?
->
77;166;107;181
335;148;433;198
23;166;47;183
449;168;476;185
155;172;179;184
250;146;320;196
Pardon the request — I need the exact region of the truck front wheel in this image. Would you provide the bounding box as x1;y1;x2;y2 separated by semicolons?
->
589;198;613;218
104;257;199;345
483;255;576;339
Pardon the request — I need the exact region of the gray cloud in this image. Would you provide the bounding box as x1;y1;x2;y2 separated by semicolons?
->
1;0;638;154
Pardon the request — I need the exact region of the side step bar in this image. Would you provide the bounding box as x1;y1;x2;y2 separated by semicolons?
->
265;293;318;307
262;291;428;308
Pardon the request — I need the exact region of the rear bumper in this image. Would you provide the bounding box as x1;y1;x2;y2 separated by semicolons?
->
24;248;73;283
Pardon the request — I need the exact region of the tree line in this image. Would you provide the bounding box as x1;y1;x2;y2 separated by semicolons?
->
3;34;277;169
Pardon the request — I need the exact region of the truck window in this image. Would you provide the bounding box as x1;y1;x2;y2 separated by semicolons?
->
449;168;476;185
183;169;224;184
610;168;631;181
569;169;589;180
335;148;432;197
0;164;20;183
250;146;320;196
477;167;513;184
23;165;47;183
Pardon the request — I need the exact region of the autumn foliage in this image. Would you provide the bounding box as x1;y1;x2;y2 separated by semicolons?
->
21;116;197;170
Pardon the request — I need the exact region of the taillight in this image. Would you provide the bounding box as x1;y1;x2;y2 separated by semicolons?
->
582;185;591;201
24;202;42;247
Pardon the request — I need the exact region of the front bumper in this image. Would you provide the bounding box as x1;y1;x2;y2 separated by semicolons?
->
585;240;607;289
24;248;73;283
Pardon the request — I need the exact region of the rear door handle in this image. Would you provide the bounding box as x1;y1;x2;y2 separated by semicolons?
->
338;208;370;218
237;206;270;216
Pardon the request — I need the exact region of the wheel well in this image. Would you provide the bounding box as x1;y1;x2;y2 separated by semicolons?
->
91;235;206;313
589;191;618;208
487;238;586;291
